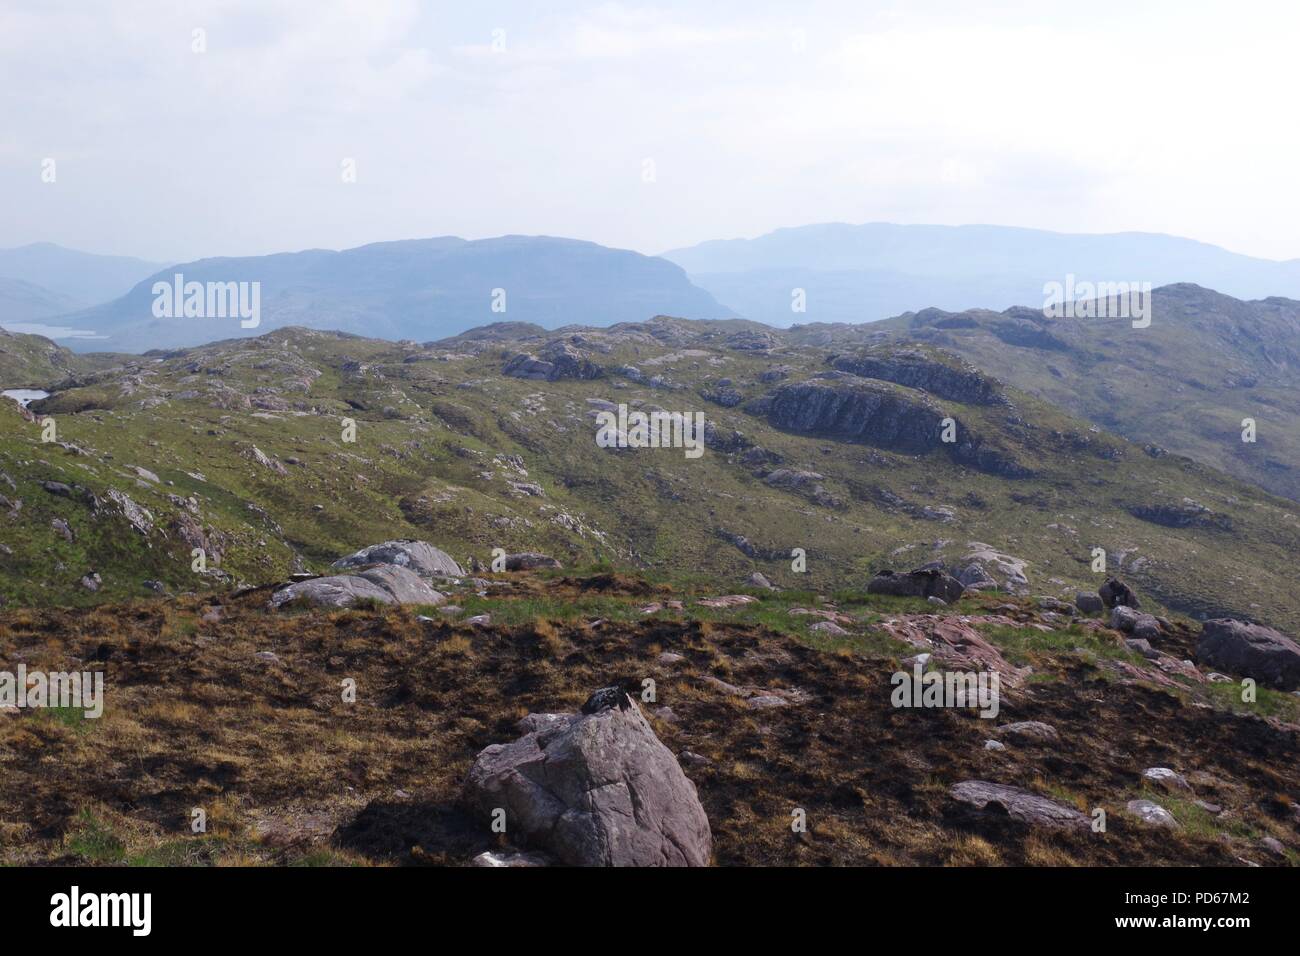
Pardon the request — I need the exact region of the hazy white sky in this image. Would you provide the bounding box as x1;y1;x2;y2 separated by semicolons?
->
3;0;1298;263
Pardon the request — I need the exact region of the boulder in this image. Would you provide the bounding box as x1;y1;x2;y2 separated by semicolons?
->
1075;592;1105;615
1142;767;1191;793
1099;577;1140;609
867;567;966;603
270;565;445;609
1127;799;1179;828
503;343;604;382
1035;596;1076;616
469;850;551;867
462;696;712;866
333;539;465;578
955;563;998;590
504;552;562;571
949;781;1089;830
1197;619;1300;690
958;544;1029;593
1110;605;1159;638
992;721;1060;743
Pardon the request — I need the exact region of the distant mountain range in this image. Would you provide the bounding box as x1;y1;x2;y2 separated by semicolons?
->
0;243;167;315
7;224;1300;352
47;236;727;352
662;223;1300;326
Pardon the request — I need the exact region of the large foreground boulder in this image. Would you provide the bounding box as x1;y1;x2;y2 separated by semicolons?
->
270;565;445;609
867;567;965;603
1197;619;1300;690
333;539;465;578
463;693;712;866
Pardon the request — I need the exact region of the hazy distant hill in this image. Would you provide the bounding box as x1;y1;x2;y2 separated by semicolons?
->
59;236;730;352
663;223;1300;325
0;277;84;323
0;242;167;309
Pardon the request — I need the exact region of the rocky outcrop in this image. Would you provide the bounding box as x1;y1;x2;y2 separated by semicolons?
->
830;347;1005;406
333;539;465;578
1197;619;1300;690
753;377;1032;477
1129;499;1231;531
270;565;445;609
867;567;965;603
503;342;604;381
755;377;944;453
462;696;712;866
957;544;1029;594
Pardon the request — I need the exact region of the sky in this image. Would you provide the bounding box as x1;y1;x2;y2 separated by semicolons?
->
3;0;1298;264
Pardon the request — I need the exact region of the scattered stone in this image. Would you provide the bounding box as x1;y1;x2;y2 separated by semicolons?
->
1260;836;1286;857
1075;592;1105;615
992;721;1059;743
79;572;101;592
470;850;551;867
678;750;712;767
747;571;776;590
1142;767;1191;793
1124;638;1159;660
950;780;1089;830
1035;596;1076;616
466;614;492;626
1126;799;1179;828
50;517;73;542
1194;800;1223;815
696;594;758;608
809;620;851;637
984;739;1006;752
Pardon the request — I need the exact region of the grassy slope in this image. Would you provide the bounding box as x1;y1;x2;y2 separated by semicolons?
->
1;323;1299;635
849;284;1300;503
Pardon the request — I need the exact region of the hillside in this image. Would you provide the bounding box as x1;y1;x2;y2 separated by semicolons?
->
3;318;1300;639
56;237;730;352
816;284;1300;503
663;223;1300;326
1;571;1296;866
0;327;126;389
